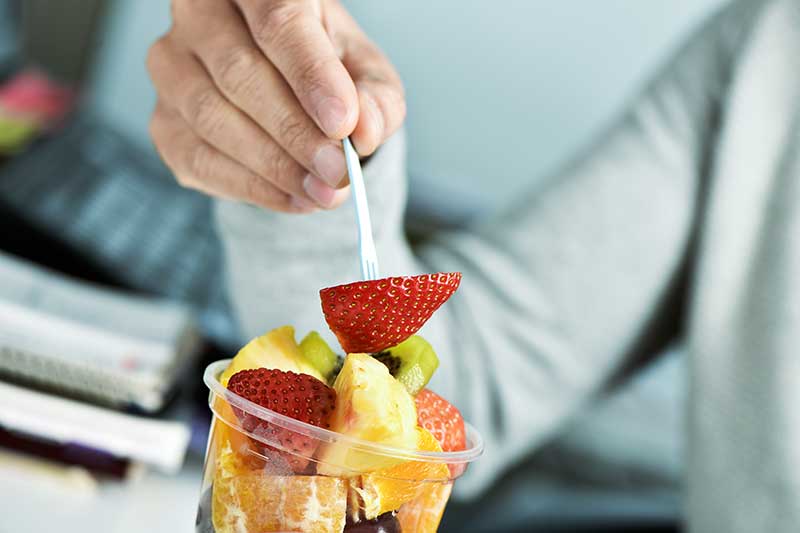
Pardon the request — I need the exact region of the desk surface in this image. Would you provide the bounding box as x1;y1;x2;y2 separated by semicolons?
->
0;454;203;533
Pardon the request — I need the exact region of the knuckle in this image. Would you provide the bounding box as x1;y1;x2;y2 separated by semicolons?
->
244;173;288;211
215;46;260;98
173;171;192;188
243;173;264;202
171;0;196;25
274;109;308;152
170;0;179;22
188;141;213;179
396;97;407;124
253;1;305;47
276;152;298;181
148;116;164;149
367;83;406;137
250;141;278;180
149;109;177;163
264;149;289;182
260;149;293;187
388;91;407;131
190;87;225;136
148;107;163;140
386;83;406;107
271;156;302;192
146;36;169;75
293;54;337;94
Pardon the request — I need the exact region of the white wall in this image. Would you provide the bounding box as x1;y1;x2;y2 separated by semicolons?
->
88;0;171;146
89;0;726;216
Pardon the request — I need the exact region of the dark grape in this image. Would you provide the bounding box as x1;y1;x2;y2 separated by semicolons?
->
344;512;401;533
195;487;214;533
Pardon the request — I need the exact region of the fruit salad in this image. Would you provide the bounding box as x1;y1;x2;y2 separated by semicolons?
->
196;273;482;533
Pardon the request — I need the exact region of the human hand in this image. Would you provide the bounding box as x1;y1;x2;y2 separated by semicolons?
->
147;0;405;212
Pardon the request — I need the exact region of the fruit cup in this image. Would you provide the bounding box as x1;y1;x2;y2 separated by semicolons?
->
196;359;484;533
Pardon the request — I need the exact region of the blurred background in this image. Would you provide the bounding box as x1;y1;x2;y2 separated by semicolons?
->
0;1;724;532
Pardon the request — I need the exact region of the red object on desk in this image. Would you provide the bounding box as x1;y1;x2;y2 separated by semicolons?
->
0;68;76;126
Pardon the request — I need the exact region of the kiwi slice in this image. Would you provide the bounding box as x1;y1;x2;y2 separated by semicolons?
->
299;331;339;383
330;354;345;382
373;335;439;395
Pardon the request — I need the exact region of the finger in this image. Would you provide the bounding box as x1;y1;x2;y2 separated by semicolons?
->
303;174;350;208
150;102;317;213
186;0;348;189
325;1;406;155
234;0;359;139
349;76;406;157
148;37;340;206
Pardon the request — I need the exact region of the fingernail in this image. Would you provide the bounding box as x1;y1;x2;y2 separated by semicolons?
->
315;96;348;137
313;144;346;187
303;174;349;209
290;196;319;213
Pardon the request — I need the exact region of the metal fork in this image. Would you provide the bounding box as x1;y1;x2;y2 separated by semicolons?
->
342;137;380;281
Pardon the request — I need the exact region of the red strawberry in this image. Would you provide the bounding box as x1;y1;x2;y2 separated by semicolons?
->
226;368;336;473
415;389;466;453
320;272;462;354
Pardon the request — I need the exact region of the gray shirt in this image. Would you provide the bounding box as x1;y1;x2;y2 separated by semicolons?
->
214;0;800;530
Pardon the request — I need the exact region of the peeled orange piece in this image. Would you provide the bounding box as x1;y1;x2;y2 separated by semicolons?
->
212;442;347;533
353;427;450;520
209;397;252;462
397;482;453;533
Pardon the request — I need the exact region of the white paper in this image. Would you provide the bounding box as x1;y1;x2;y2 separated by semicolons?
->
0;380;190;473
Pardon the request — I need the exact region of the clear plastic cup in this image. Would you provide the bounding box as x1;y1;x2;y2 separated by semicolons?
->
196;359;483;533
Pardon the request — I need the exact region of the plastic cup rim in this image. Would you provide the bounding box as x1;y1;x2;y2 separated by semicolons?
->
204;359;484;464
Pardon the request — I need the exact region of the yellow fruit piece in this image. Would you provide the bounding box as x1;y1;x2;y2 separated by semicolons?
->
355;427;450;519
317;353;418;475
219;325;324;386
212;442;347;533
397;482;453;533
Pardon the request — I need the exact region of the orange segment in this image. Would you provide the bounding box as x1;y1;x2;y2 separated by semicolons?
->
212;442;347;533
355;427;450;519
209;396;252;462
397;482;453;533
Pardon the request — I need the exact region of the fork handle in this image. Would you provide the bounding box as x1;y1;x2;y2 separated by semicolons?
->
343;137;380;280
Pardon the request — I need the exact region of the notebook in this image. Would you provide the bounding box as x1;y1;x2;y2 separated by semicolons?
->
0;378;190;473
0;116;238;348
0;251;201;412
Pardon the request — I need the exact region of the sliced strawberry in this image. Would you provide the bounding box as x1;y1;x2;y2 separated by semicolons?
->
415;389;466;453
226;368;336;473
320;272;462;354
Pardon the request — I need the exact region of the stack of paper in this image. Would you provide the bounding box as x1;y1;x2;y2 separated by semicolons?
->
0;380;190;475
0;251;201;412
0;251;199;478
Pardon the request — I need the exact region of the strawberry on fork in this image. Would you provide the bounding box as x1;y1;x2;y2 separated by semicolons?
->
319;272;462;354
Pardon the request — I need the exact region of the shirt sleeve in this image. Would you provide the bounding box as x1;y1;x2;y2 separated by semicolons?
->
213;0;762;499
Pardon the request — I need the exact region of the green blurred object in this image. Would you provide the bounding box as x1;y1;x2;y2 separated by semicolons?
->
0;113;37;154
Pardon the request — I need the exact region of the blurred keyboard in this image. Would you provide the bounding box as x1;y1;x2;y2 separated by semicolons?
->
0;116;237;347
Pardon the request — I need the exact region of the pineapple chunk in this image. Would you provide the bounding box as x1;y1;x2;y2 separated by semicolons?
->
317;353;418;475
220;326;324;386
